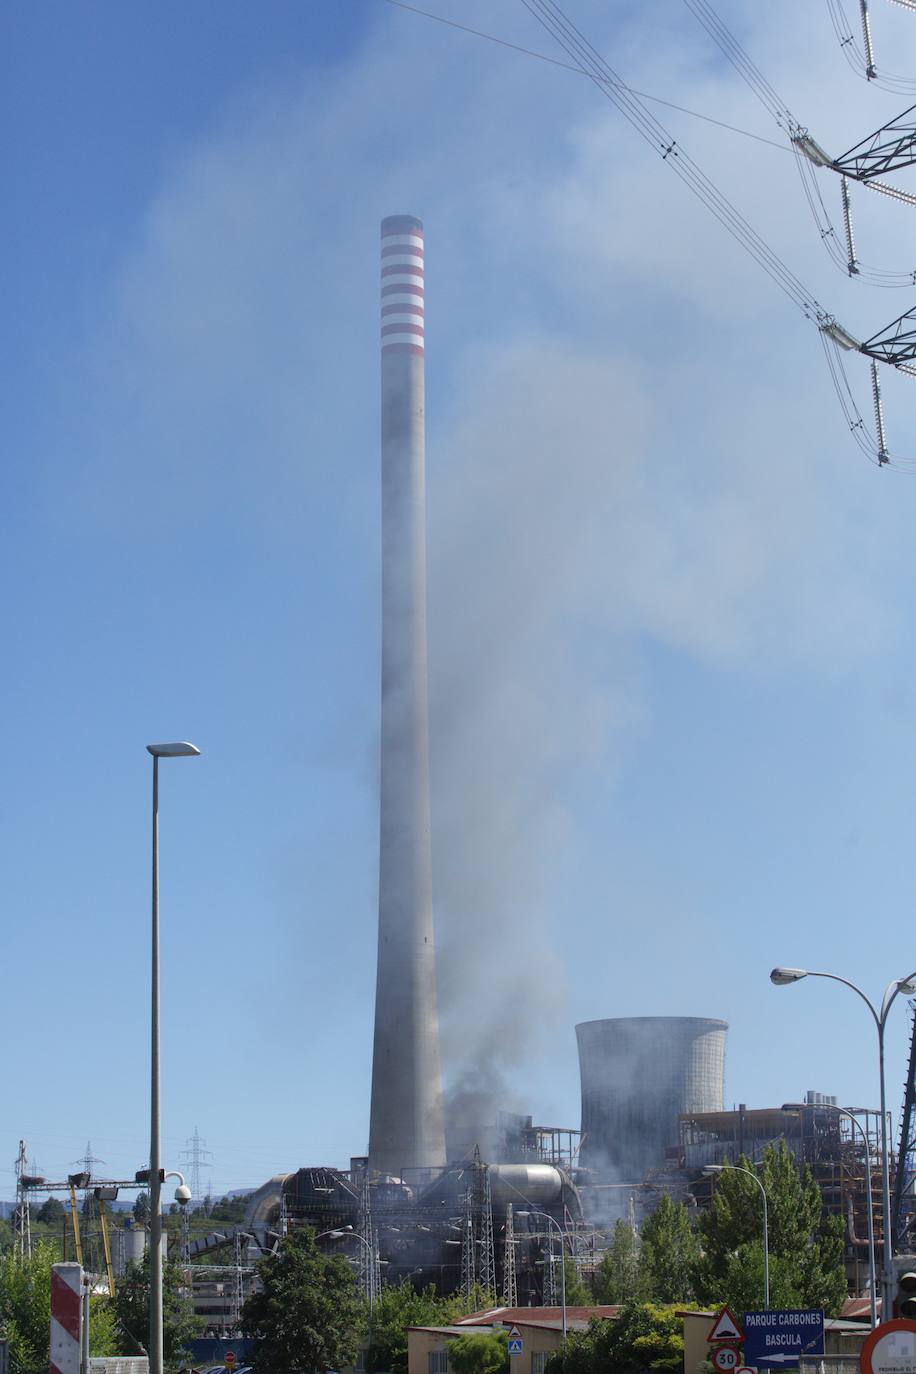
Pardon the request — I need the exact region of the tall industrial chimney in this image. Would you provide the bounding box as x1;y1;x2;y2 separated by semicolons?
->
368;216;447;1176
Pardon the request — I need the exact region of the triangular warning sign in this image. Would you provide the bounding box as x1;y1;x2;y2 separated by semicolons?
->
707;1307;744;1343
508;1328;521;1340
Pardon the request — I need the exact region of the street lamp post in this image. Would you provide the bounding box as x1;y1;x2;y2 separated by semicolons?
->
703;1164;769;1309
770;966;916;1320
516;1210;567;1342
147;742;200;1374
782;1102;877;1326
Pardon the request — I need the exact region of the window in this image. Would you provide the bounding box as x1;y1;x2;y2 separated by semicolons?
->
429;1351;449;1374
532;1353;549;1374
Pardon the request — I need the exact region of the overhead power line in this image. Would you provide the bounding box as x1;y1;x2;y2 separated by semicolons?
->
517;0;824;316
383;0;791;151
515;0;916;467
681;0;916;284
385;0;916;465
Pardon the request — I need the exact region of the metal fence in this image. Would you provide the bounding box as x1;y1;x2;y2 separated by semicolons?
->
800;1355;862;1374
89;1358;149;1374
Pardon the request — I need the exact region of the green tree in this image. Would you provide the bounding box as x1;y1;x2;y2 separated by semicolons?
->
242;1228;363;1374
638;1196;698;1303
112;1252;201;1364
365;1280;457;1374
0;1244;55;1374
133;1192;150;1222
594;1221;642;1304
36;1198;66;1227
0;1244;119;1374
561;1256;592;1306
89;1297;121;1359
546;1303;683;1374
209;1194;252;1224
448;1330;509;1374
694;1142;847;1316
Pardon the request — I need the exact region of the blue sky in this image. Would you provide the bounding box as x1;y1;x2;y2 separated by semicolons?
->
4;0;916;1199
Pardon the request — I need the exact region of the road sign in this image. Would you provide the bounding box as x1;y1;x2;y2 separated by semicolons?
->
225;1354;236;1369
507;1327;523;1358
743;1310;824;1369
709;1309;745;1343
860;1319;916;1374
712;1344;743;1372
734;1368;756;1374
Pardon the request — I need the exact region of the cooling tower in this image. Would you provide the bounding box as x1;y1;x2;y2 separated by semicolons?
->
367;215;447;1176
576;1017;727;1180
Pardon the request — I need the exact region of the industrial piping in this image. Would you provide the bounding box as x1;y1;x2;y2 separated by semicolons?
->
368;216;447;1175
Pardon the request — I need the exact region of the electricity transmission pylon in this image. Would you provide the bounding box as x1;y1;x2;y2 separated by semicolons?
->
13;1141;32;1261
461;1185;475;1300
180;1127;213;1202
502;1203;518;1307
475;1150;496;1296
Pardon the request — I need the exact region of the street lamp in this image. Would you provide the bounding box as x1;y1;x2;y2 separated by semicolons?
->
146;742;200;1374
782;1103;877;1327
770;965;916;1318
703;1164;769;1309
516;1210;567;1342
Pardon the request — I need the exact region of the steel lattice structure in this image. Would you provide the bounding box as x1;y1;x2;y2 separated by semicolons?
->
834;103;916;181
893;1002;916;1249
861;306;916;373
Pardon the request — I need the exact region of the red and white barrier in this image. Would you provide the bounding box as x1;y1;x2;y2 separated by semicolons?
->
50;1263;82;1374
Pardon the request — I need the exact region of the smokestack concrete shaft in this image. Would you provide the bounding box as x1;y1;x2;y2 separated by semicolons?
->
368;215;446;1175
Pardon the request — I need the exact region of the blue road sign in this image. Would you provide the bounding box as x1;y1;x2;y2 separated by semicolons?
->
508;1340;523;1357
743;1310;825;1369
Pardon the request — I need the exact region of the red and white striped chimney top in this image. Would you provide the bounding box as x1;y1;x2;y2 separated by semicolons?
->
381;214;424;356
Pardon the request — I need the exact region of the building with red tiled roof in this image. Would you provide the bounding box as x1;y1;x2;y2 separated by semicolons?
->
406;1306;621;1374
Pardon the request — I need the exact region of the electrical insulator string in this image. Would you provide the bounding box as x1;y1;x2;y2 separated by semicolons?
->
825;0;916;91
681;0;916;284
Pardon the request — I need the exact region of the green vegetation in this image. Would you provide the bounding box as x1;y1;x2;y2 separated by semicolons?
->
447;1329;509;1374
560;1255;592;1306
546;1303;683;1374
591;1198;698;1305
591;1143;847;1316
694;1141;847;1316
365;1277;504;1374
199;1194;252;1224
364;1278;496;1374
0;1244;54;1374
0;1243;118;1374
35;1199;66;1227
639;1196;700;1304
242;1227;364;1374
593;1219;641;1304
112;1252;201;1363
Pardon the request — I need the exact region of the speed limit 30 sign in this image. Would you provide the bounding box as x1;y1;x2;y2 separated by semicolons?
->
712;1345;743;1373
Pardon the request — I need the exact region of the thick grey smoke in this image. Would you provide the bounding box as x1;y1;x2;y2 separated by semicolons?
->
428;340;652;1147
